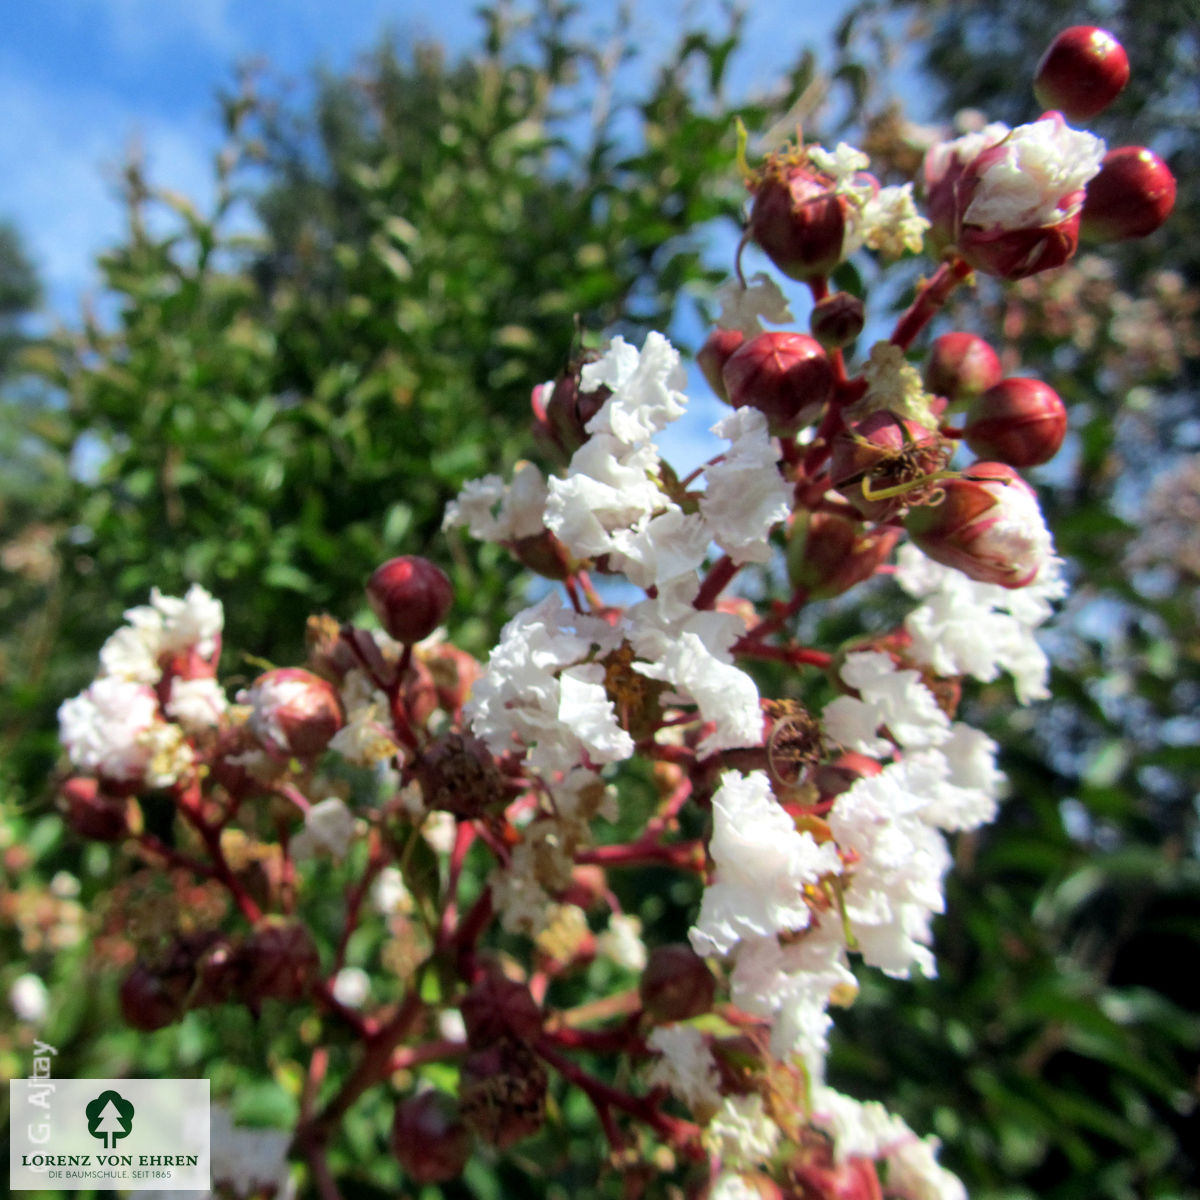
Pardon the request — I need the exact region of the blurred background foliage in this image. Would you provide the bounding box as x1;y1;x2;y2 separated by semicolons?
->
1;1;1197;1197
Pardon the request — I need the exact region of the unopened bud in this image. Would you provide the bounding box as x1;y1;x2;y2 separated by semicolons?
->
240;668;343;758
787;511;901;600
62;777;139;842
460;967;543;1047
748;155;852;279
639;944;716;1021
1081;146;1176;242
1034;27;1129;122
964;378;1067;467
810;291;865;349
831;411;953;521
392;1091;472;1184
239;919;319;1005
924;332;1002;405
544;352;611;453
698;328;745;402
722;332;834;434
119;964;187;1032
789;1155;884;1200
367;556;454;644
904;462;1050;588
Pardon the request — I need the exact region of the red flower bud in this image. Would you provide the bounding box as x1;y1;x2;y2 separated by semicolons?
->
62;776;138;842
460;966;543;1047
958;207;1082;281
639;944;716;1021
789;1156;884;1200
119;964;188;1032
924;332;1002;404
964;378;1067;467
241;667;343;758
698;327;745;402
831;412;953;521
810;291;865;350
543;351;611;454
722;332;834;434
1034;27;1129;122
787;511;900;600
748;155;852;279
1081;146;1176;242
367;556;453;644
392;1091;472;1184
904;462;1051;588
239;919;319;1006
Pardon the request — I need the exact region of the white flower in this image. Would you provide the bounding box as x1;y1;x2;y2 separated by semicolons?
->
59;676;191;787
963;116;1105;230
370;867;413;915
915;725;1004;832
861;184;930;257
709;1173;768;1200
923;122;1010;190
645;1025;721;1113
597;912;647;971
331;966;370;1008
809;141;871;184
629;601;762;755
292;797;357;860
809;1085;916;1160
166;676;228;732
896;542;1065;703
422;810;457;856
702;409;791;565
886;1135;968;1200
328;670;399;766
850;341;938;427
823;651;950;757
715;273;794;337
691;771;843;957
9;974;49;1023
101;584;224;682
704;1094;781;1169
443;461;549;541
828;758;954;977
581;332;688;444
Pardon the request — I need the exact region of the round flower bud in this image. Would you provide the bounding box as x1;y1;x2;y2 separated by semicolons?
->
460;967;543;1047
1081;146;1176;242
789;1155;884;1200
810;291;865;349
367;556;453;644
904;462;1052;588
238;919;319;1005
697;327;745;402
924;332;1002;405
1034;26;1129;122
787;511;900;600
240;667;343;758
62;776;138;842
722;331;834;434
639;943;716;1021
119;964;187;1032
748;156;852;279
964;378;1067;467
392;1091;472;1184
831;411;953;521
543;351;611;454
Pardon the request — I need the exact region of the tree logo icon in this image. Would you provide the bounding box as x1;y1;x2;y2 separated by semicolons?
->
85;1089;135;1149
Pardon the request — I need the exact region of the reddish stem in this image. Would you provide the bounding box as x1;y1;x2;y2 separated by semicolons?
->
694;554;738;610
890;255;974;351
575;839;704;872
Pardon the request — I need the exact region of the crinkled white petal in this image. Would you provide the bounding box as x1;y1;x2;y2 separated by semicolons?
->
715;272;794;337
646;1025;722;1113
166;676;228;733
582;332;688;444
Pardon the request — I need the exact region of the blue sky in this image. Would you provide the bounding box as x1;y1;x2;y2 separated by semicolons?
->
1;0;859;320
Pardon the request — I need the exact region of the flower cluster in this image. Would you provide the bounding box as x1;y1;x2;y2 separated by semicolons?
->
49;24;1174;1200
